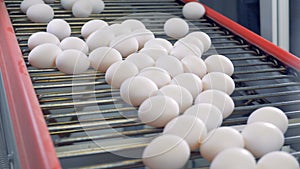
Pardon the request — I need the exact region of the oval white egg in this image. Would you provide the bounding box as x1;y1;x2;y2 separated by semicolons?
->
183;103;222;131
138;95;179;127
88;0;105;14
126;53;155;70
60;0;77;10
200;127;244;162
170;43;202;59
89;47;122;72
205;54;234;76
81;20;108;39
107;23;131;37
72;0;92;18
256;151;299;169
164;18;189;39
187;31;211;52
182;2;206;20
28;43;61;68
109;35;139;58
59;37;89;54
195;89;235;119
247;107;288;133
20;0;44;13
105;61;139;88
174;36;205;53
131;29;155;49
139;48;168;61
86;28;115;51
47;19;71;40
56;49;90;74
122;19;146;31
144;38;173;53
28;32;60;50
138;67;171;88
155;55;184;77
241;122;284;158
142;134;190;169
26;4;54;23
120;76;158;106
202;72;235;95
181;55;207;78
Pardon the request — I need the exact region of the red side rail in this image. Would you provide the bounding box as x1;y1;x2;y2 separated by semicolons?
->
182;0;300;71
0;1;61;169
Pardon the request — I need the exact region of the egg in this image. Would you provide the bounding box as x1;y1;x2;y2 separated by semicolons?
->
170;42;202;59
26;4;54;23
120;76;158;106
181;55;207;78
126;53;155;70
139;48;168;61
171;73;202;99
241;122;284;158
109;35;139;57
200;127;244;162
195;89;235;119
183;103;222;131
142;134;190;169
205;54;234;76
131;29;155;49
47;19;71;40
107;23;131;37
56;49;90;74
20;0;44;13
105;61;139;88
86;28;115;51
138;95;179;127
187;31;211;52
60;0;77;10
155;55;184;77
174;36;205;53
144;38;173;53
156;84;193;113
89;47;122;72
72;0;92;18
247;107;288;133
164;18;189;39
59;37;89;54
163;115;207;150
182;2;206;20
88;0;105;14
256;151;300;169
28;43;61;68
28;32;60;50
210;148;256;169
81;20;108;39
138;67;171;88
122;19;146;31
202;72;235;95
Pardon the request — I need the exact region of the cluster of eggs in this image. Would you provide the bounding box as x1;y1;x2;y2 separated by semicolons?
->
20;0;105;23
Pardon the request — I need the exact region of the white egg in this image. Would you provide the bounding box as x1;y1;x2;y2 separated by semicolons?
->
28;32;60;50
122;19;146;31
86;28;115;51
182;2;206;20
138;67;171;88
72;0;92;18
170;43;202;59
109;35;139;58
139;48;168;61
155;55;184;77
174;36;205;53
247;107;288;133
163;115;207;150
120;76;158;106
210;148;256;169
56;49;90;74
47;19;71;40
26;4;54;23
164;18;189;39
81;20;108;39
202;72;235;95
195;89;235;119
107;23;131;37
205;54;234;76
200;127;244;162
88;0;105;14
241;122;284;158
20;0;44;13
181;55;207;78
256;151;300;169
28;43;61;68
156;84;193;113
131;29;155;49
126;53;155;70
89;47;122;72
138;95;179;127
105;61;139;88
60;0;77;10
183;103;222;131
142;134;190;169
59;37;89;54
187;31;211;52
171;73;202;99
144;38;173;53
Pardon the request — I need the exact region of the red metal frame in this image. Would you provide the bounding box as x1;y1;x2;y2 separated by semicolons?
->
0;1;61;169
183;0;300;71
